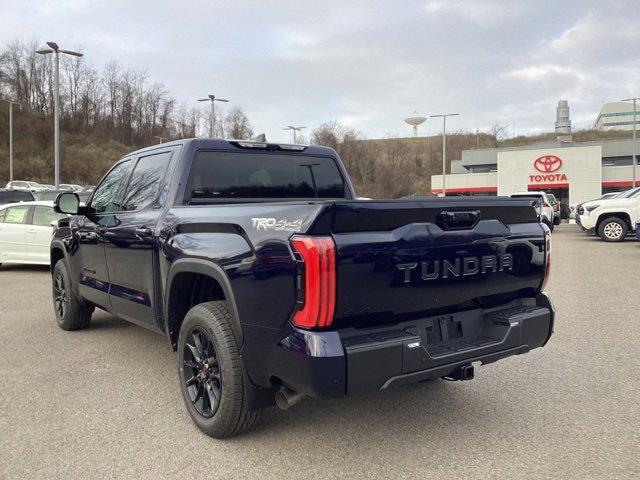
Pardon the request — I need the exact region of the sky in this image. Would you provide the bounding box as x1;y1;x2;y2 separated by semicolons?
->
2;0;639;142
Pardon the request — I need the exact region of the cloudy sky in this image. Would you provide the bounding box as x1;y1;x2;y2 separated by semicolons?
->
2;0;639;142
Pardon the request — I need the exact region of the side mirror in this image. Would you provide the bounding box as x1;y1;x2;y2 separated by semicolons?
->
54;192;80;215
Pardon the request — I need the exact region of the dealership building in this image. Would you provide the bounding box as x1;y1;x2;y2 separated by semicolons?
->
431;101;638;207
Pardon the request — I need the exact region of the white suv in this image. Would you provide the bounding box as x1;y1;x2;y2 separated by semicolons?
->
577;187;640;242
511;191;555;231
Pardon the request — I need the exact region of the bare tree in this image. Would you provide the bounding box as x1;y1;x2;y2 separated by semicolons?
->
224;106;253;139
490;123;508;147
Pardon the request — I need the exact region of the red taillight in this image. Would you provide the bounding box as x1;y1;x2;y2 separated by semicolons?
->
540;224;551;291
290;235;336;329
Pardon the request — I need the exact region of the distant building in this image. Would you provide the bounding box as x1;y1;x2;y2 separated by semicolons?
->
594;102;638;131
555;100;571;134
431;138;638;208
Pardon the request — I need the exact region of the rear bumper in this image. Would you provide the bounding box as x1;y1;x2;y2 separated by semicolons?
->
271;294;554;399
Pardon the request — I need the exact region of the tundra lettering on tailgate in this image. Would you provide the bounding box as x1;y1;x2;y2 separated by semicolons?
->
397;254;513;284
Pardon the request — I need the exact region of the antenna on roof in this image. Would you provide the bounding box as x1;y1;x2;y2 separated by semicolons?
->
253;133;267;142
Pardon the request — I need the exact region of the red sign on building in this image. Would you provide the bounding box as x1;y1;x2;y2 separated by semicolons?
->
530;155;567;183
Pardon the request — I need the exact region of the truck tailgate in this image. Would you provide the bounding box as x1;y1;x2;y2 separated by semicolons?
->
330;199;545;327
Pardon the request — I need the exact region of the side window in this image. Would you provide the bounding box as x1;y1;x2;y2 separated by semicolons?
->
122;152;172;211
0;209;6;223
4;206;30;224
32;206;66;226
90;160;131;214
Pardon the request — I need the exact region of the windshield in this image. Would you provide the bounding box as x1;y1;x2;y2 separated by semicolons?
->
617;187;640;199
185;151;347;202
0;190;34;204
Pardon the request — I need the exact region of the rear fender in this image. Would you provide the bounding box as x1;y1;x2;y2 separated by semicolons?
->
164;258;243;347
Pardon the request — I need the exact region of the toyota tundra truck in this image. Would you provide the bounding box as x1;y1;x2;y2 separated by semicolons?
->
50;138;554;438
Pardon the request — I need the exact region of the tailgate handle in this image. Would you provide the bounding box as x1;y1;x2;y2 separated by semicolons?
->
436;210;480;230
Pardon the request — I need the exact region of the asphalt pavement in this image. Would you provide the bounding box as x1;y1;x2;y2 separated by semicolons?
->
0;224;638;479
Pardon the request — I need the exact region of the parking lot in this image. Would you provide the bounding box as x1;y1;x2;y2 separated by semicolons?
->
0;224;638;479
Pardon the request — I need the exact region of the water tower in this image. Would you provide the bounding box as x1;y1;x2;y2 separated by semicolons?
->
404;111;427;137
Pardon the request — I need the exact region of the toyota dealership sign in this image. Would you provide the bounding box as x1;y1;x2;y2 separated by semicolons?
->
529;155;567;183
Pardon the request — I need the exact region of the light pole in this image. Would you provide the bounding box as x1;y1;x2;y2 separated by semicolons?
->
198;94;229;137
1;99;19;183
283;125;306;143
36;42;83;189
622;97;638;188
431;113;460;197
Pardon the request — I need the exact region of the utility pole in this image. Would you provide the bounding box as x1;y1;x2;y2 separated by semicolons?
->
431;113;460;197
36;42;83;189
198;94;229;137
1;99;19;182
283;126;306;143
622;97;638;188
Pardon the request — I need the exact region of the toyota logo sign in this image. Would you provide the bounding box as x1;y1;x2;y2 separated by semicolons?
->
534;155;563;173
529;154;567;183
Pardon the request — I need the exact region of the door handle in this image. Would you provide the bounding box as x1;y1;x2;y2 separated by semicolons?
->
134;227;152;237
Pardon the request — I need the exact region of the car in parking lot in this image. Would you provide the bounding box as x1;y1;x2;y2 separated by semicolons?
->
0;189;35;206
511;191;555;231
546;193;561;225
5;180;46;192
571;192;620;220
576;187;640;241
59;183;83;192
0;201;66;267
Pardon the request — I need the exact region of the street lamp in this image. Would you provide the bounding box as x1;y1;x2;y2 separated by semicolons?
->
198;94;229;137
36;42;83;189
0;99;19;183
431;113;460;197
621;97;639;188
283;125;306;143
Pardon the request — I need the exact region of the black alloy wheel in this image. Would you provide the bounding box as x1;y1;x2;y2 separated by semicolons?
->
51;259;93;331
53;271;67;319
182;327;222;418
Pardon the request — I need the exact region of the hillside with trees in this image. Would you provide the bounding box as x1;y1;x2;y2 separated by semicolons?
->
0;38;633;198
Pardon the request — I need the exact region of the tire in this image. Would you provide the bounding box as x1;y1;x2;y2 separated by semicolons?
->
553;216;560;226
598;217;627;242
177;301;260;438
52;259;94;331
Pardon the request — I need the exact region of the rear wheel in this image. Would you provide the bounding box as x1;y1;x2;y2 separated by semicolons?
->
52;259;94;330
598;217;627;242
177;301;260;438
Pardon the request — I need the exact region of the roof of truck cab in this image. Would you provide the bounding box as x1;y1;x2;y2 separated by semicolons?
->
125;138;339;157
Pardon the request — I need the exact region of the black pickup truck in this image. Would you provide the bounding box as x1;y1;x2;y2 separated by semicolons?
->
51;138;554;438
